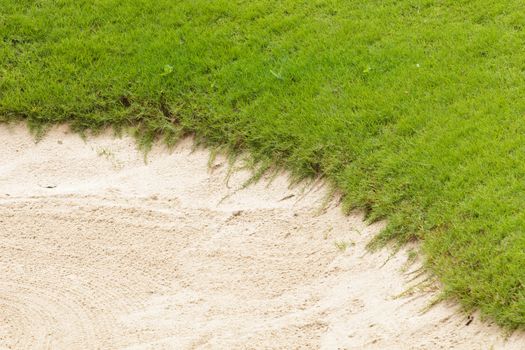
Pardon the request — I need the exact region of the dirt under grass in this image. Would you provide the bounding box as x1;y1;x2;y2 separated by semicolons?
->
1;125;525;349
2;1;525;329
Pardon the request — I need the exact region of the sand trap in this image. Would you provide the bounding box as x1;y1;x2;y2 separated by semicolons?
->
0;125;523;349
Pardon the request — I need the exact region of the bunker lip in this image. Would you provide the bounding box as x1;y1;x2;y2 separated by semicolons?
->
0;124;523;349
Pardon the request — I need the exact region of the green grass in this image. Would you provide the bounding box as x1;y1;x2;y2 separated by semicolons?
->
2;0;525;329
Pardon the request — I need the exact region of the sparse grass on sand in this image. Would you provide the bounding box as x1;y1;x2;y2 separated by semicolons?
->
2;0;525;329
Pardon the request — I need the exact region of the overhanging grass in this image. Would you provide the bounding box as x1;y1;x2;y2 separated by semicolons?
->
2;0;525;328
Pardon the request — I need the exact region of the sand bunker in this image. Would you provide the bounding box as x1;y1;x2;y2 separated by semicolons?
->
0;125;523;349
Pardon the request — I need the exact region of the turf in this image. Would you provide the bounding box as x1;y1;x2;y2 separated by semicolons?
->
2;0;525;328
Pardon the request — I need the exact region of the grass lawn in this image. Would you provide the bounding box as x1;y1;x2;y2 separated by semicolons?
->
2;0;525;329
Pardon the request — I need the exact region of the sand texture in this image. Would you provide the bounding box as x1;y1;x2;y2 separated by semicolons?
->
0;125;524;349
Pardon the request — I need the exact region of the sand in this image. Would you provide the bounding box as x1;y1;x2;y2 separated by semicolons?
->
0;124;523;349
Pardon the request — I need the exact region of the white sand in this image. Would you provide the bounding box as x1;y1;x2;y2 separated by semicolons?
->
0;124;523;349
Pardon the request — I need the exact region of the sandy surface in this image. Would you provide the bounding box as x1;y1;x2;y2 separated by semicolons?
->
0;125;524;349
